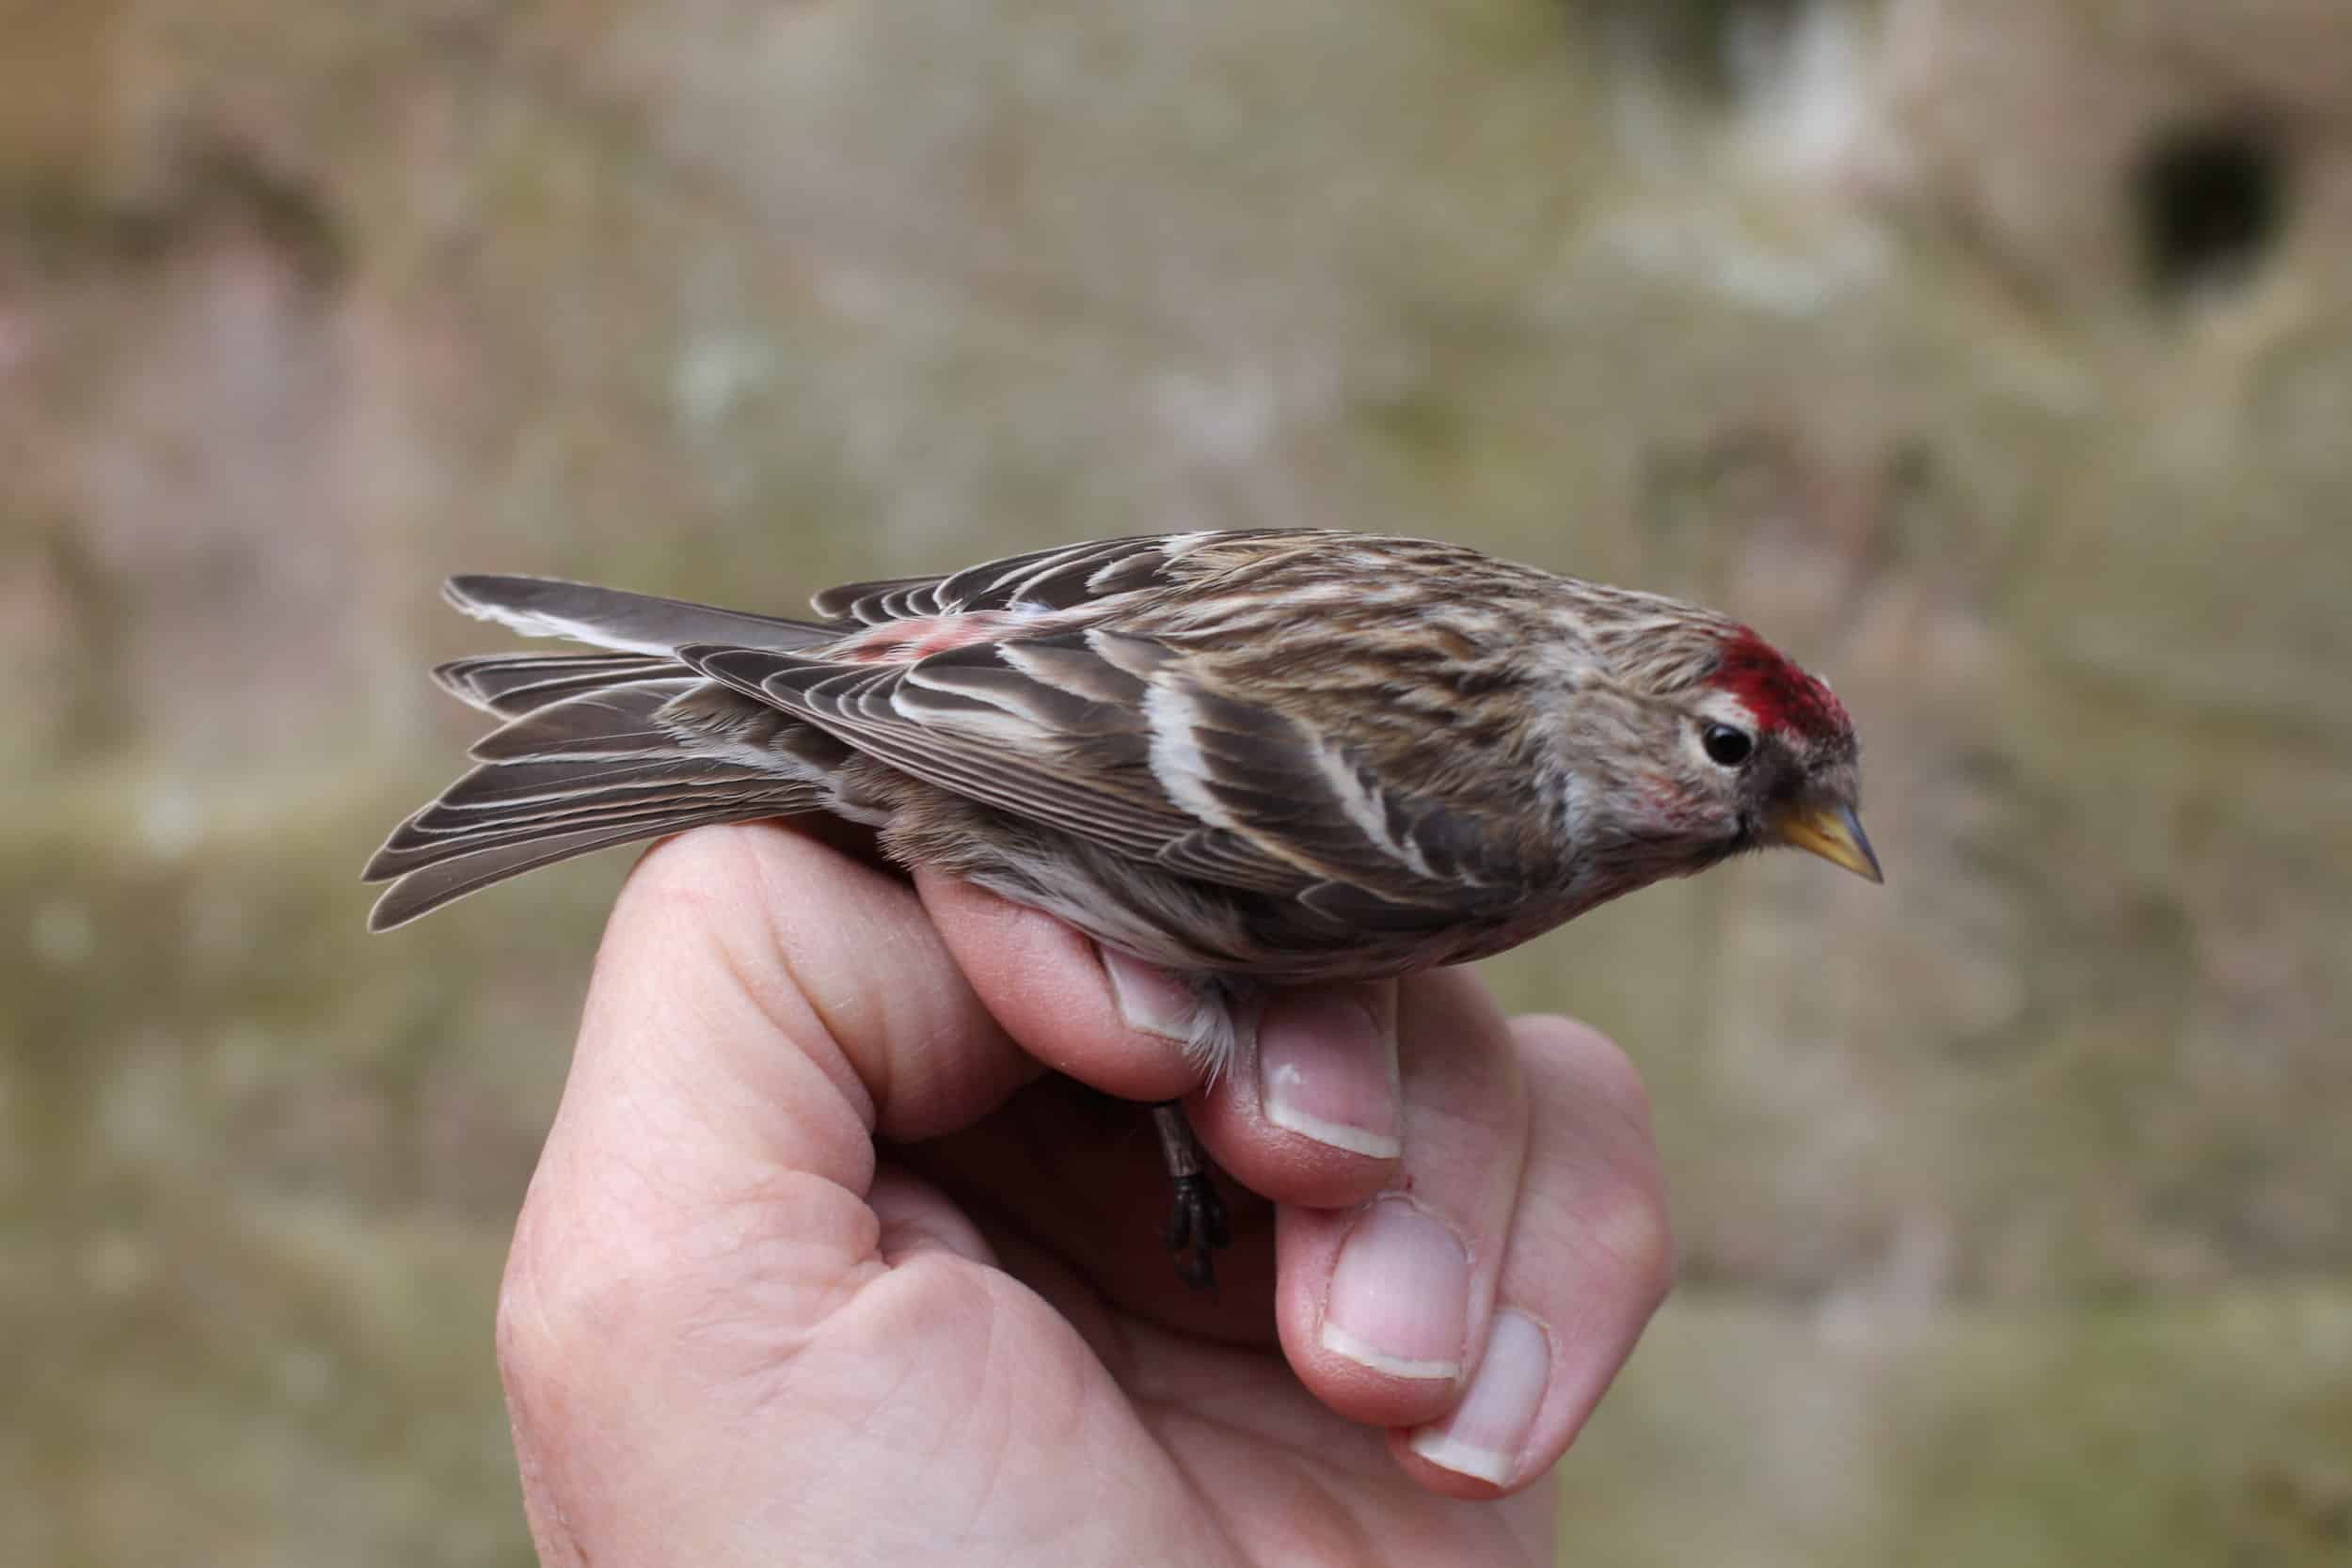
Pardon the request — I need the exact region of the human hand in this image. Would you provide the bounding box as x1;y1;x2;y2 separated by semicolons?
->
496;821;1674;1566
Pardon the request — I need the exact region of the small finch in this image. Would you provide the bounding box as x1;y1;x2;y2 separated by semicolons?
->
367;531;1881;1281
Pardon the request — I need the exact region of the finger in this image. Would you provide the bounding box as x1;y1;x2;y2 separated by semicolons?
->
919;873;1406;1212
886;1067;1284;1333
1397;1015;1674;1497
1184;979;1406;1212
1271;968;1531;1431
914;871;1205;1102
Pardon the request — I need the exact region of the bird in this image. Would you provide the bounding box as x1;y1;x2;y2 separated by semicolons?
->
366;530;1881;1282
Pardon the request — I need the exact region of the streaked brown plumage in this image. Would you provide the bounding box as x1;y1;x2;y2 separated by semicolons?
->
367;531;1880;1277
371;528;1877;988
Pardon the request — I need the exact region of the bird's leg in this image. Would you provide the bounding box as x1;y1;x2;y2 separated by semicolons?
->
1096;954;1248;1286
1149;1100;1229;1289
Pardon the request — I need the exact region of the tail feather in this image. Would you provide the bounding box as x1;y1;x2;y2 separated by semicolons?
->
368;789;779;880
368;666;832;927
427;752;776;815
364;752;817;927
468;680;704;761
365;806;791;931
371;767;783;867
369;696;805;876
370;576;856;929
435;653;684;718
444;575;837;657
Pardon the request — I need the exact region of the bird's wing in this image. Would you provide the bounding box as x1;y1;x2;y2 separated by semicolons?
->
805;531;1313;625
680;629;1504;912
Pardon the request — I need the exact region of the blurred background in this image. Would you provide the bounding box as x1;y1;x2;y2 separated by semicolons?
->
4;1;2348;1563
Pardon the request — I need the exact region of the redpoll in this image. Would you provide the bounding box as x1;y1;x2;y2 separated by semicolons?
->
367;531;1880;1280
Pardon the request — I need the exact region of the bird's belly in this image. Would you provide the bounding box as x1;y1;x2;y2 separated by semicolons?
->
886;789;1589;986
973;860;1582;987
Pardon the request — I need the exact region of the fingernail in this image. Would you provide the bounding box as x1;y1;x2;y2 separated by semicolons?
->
1319;1199;1469;1380
1407;1309;1551;1485
1101;948;1194;1042
1258;989;1401;1158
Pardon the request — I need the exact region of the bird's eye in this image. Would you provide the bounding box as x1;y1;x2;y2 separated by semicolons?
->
1702;722;1755;768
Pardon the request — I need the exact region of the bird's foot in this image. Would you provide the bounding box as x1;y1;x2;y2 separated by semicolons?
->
1150;1100;1230;1289
1164;1172;1231;1289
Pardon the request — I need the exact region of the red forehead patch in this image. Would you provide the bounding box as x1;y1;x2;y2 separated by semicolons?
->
1708;629;1849;743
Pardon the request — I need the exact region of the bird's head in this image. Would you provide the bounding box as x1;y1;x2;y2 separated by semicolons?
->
1579;621;1881;886
1689;628;1878;880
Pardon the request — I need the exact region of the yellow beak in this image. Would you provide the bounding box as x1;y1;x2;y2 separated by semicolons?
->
1773;800;1883;883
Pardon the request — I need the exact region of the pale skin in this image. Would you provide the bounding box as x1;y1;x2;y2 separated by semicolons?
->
497;821;1676;1567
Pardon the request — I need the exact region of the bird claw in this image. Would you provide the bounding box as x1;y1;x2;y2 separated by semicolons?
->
1164;1171;1230;1290
1149;1100;1230;1288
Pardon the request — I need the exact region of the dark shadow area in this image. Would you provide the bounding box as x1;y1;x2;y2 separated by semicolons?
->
2137;120;2288;301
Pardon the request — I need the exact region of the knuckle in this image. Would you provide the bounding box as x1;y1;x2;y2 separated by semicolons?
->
1587;1176;1678;1307
616;823;727;902
495;1202;587;1394
612;825;766;931
495;1185;681;1400
1508;1012;1677;1306
1590;1046;1659;1145
1518;1012;1658;1143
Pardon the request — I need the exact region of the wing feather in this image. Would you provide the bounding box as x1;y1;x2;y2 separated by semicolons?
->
681;626;1503;917
808;534;1221;624
689;644;1184;861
